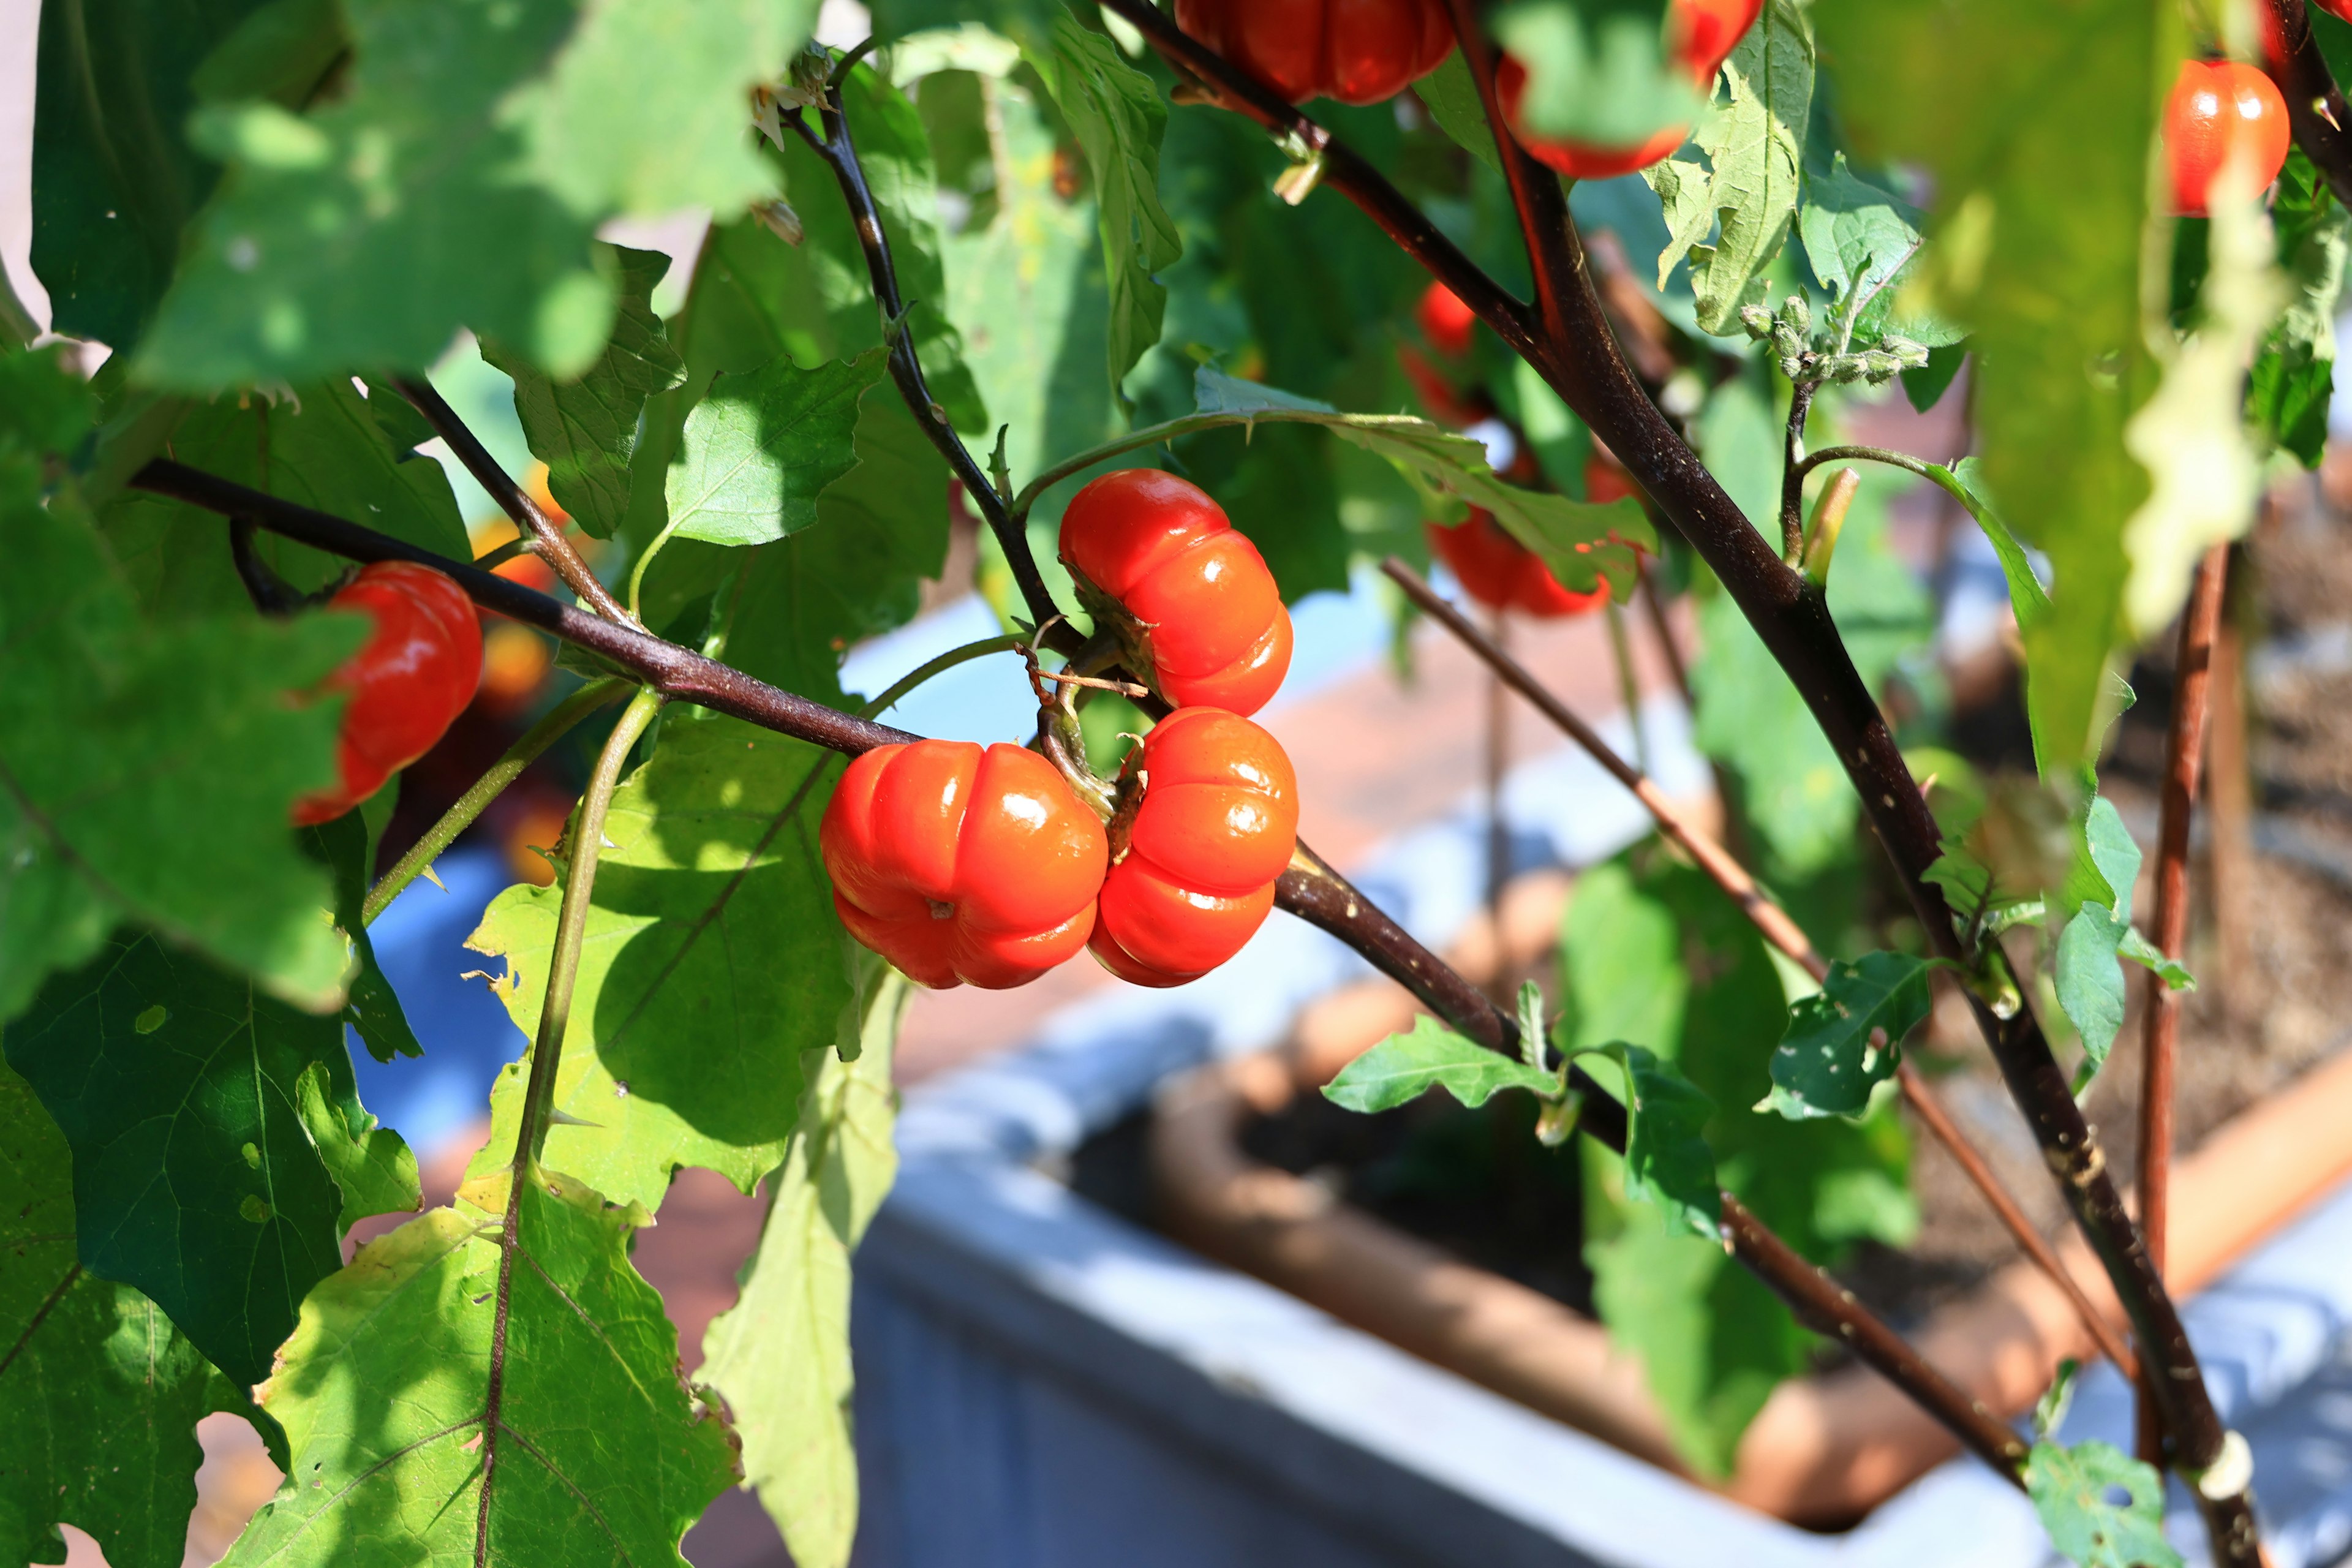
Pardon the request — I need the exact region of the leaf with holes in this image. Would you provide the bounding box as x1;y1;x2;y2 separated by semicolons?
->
4;930;417;1387
1577;1041;1719;1238
2024;1440;2184;1568
219;1164;740;1568
702;952;907;1568
1323;1014;1561;1114
1762;952;1932;1120
1643;0;1812;334
1;1059;258;1568
484;246;687;540
463;717;846;1211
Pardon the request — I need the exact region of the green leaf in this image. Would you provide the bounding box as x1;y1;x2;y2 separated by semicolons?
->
1943;458;2052;631
1796;153;1962;349
2117;927;2194;991
5;930;415;1387
702;952;908;1568
1494;0;1705;148
294;1062;422;1232
1323;1014;1561;1114
2250;149;2346;470
301;812;421;1065
98;376;472;621
138;0;820;387
665;348;886;548
464;717;848;1210
2024;1440;2184;1568
1561;850;1915;1474
2051;796;2141;1072
221;1165;740;1568
1577;1041;1719;1237
30;0;290;353
1642;0;1812;335
1419;50;1501;172
1027;15;1183;404
483;246;688;540
2;1060;256;1568
1194;367;1655;595
1818;0;2155;772
1762;952;1932;1120
2;437;365;1019
1902;341;1968;412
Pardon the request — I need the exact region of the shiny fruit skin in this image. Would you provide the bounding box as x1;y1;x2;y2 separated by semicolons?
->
293;562;483;825
1427;508;1610;618
821;740;1109;990
1174;0;1455;105
1060;469;1294;717
1090;708;1300;987
2165;60;2290;217
1417;281;1477;359
1498;0;1760;177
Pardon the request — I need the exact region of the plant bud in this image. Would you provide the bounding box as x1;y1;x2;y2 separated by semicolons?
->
1739;303;1774;340
1782;295;1812;336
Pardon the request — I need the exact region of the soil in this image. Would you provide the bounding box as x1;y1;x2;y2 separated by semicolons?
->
1075;472;2352;1340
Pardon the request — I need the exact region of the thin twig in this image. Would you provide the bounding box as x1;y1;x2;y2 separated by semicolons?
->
1778;383;1819;562
475;684;660;1567
1386;557;2139;1378
363;677;633;925
389;377;635;625
787;82;1063;631
2135;543;2230;1462
134;461;916;758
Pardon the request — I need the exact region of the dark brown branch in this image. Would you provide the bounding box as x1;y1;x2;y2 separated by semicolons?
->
228;516;301;616
2266;0;2352;211
1386;557;2138;1378
388;376;634;625
160;456;2007;1484
1779;383;1819;562
1114;16;2254;1549
787;82;1063;631
2136;543;2230;1461
135;459;914;758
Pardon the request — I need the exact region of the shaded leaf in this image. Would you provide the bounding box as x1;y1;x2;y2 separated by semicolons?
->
665;349;885;548
2052;796;2141;1072
301;812;420;1065
1577;1041;1718;1237
4;931;415;1387
2250;148;2346;469
1;1060;255;1568
1027;15;1183;403
1194;367;1654;595
1323;1014;1560;1114
1762;951;1932;1120
702;952;907;1568
1419;50;1501;172
2024;1441;2184;1568
29;0;288;353
221;1165;739;1568
484;246;688;540
2;409;364;1017
464;717;848;1210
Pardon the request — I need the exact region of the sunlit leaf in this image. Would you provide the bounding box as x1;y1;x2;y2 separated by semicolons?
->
464;717;847;1210
2024;1440;2184;1568
1322;1014;1561;1113
221;1165;739;1568
702;952;907;1568
665;349;884;548
1495;0;1703;148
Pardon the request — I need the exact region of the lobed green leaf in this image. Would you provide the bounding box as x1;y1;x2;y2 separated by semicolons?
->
665;349;886;549
1322;1014;1561;1114
1762;952;1932;1120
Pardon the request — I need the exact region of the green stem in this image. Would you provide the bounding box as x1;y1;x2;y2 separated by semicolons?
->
859;633;1027;718
1794;442;1940;487
1006;409;1353;525
625;519;682;622
1603;601;1649;777
362;679;633;925
513;686;662;1169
